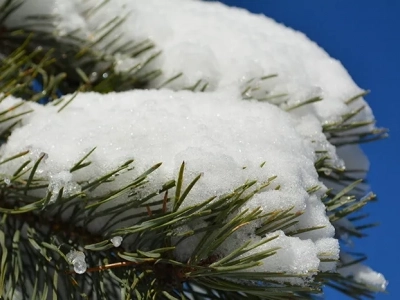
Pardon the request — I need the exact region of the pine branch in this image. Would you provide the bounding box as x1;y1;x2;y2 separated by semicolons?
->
0;1;388;299
0;0;161;102
0;143;384;299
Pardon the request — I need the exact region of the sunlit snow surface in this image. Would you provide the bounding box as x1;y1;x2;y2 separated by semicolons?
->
1;0;386;288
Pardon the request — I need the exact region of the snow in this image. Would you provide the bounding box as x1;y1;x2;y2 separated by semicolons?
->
4;0;375;126
315;238;340;272
242;231;321;285
0;90;334;279
0;91;327;227
340;254;388;292
0;0;386;289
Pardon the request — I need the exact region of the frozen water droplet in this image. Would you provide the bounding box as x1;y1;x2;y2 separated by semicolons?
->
73;259;87;274
110;236;123;247
89;72;98;82
67;250;86;273
334;159;345;171
3;178;11;186
66;250;85;262
324;169;332;176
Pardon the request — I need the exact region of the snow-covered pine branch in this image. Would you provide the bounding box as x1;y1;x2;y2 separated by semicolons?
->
0;0;387;299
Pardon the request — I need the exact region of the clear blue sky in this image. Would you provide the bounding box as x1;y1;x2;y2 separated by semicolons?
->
218;1;399;299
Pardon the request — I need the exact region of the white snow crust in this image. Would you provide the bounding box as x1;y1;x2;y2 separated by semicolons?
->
0;90;336;281
0;0;386;288
5;0;374;126
340;254;388;292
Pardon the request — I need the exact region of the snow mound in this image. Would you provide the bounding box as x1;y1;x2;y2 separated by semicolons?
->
0;0;385;287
